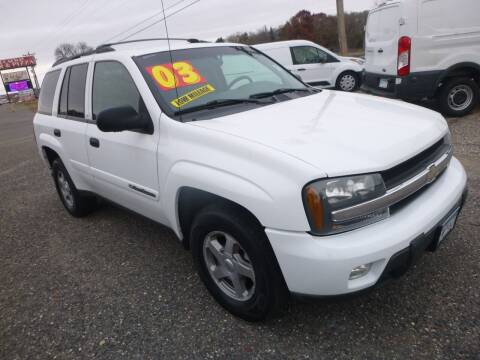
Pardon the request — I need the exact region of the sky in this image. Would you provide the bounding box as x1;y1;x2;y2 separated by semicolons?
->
0;0;374;94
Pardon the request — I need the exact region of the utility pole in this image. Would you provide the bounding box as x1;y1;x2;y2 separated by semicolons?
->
336;0;349;55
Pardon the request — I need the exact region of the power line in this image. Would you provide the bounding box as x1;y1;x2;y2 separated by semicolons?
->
36;0;93;50
117;0;201;42
102;0;192;44
51;0;110;47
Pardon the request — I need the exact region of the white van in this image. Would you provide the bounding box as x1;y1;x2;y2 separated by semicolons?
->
363;0;480;117
255;40;364;92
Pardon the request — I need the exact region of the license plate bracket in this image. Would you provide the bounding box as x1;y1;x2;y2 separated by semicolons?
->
379;78;389;89
437;208;460;246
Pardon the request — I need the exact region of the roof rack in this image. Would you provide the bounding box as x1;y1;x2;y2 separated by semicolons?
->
52;45;115;67
98;37;209;49
52;38;208;67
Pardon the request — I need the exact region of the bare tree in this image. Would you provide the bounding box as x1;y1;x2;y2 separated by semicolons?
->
336;0;349;55
76;42;93;55
54;42;94;61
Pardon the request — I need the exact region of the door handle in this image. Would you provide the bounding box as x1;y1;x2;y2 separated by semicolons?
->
89;137;100;148
378;49;384;53
297;68;307;72
53;129;61;137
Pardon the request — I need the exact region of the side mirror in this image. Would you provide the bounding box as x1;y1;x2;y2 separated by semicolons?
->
97;106;152;134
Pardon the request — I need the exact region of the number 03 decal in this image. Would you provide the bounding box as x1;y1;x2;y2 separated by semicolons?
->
147;61;206;91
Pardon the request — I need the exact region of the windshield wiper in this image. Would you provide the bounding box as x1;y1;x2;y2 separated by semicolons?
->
174;98;274;116
249;88;313;99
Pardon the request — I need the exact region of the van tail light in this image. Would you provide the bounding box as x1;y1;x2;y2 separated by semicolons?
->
397;36;411;77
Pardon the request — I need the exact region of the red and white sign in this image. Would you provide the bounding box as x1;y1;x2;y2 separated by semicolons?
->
0;56;36;71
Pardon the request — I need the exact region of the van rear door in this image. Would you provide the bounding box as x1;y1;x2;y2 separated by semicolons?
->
365;3;401;75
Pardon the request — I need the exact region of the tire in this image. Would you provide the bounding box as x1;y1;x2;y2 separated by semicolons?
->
52;158;97;217
190;202;289;322
336;71;360;92
438;77;479;117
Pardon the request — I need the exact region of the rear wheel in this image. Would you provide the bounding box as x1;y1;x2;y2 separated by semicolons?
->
336;71;360;92
438;77;479;117
190;203;288;321
52;158;97;217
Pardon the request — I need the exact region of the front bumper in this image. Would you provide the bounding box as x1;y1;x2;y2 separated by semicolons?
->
266;157;467;296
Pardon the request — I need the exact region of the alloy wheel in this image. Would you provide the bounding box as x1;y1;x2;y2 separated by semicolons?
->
57;170;74;210
203;231;256;301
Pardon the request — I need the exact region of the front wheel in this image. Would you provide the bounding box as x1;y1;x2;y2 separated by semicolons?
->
190;203;288;322
438;77;479;117
336;71;360;92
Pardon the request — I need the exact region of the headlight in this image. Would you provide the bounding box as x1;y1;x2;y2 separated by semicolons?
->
303;174;389;235
350;58;365;65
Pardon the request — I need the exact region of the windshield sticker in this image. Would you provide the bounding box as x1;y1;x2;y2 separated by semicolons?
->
170;84;216;108
147;61;206;91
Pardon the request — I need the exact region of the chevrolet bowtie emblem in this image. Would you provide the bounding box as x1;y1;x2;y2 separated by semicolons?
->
426;163;440;183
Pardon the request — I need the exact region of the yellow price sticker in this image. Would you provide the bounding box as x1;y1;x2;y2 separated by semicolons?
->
147;61;206;91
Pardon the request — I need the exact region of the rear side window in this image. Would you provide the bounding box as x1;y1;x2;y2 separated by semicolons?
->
92;61;142;120
58;63;88;119
58;68;70;116
38;70;60;115
68;64;88;118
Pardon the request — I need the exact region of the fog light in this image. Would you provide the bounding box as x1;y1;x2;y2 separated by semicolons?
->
349;263;372;280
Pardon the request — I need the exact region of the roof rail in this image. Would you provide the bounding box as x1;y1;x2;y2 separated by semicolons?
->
52;45;115;67
97;37;209;49
52;38;208;67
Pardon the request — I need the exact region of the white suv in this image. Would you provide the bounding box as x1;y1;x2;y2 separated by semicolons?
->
255;40;364;92
34;39;467;321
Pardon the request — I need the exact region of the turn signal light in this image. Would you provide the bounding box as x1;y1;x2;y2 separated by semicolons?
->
397;36;411;77
305;186;324;230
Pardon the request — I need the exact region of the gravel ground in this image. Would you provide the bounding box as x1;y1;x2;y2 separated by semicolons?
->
0;102;479;359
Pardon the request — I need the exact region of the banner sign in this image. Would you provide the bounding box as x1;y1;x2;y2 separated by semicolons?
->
6;80;32;93
2;70;29;83
0;56;36;70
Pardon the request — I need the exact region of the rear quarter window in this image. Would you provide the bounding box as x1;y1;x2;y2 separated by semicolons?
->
38;70;61;115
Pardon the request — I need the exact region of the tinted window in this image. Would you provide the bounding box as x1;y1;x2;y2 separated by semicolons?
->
38;70;60;115
67;64;88;118
92;62;142;120
58;68;70;116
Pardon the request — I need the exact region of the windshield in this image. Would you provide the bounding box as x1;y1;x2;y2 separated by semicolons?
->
134;46;312;120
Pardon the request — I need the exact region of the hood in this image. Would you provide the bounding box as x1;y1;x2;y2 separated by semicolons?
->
340;56;365;66
192;91;448;177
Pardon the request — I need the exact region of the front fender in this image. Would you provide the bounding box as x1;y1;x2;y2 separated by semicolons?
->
332;62;364;86
163;160;312;239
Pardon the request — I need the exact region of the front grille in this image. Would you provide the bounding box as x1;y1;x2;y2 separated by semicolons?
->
382;138;450;190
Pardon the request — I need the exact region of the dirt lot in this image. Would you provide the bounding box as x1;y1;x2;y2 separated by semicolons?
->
0;101;479;359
